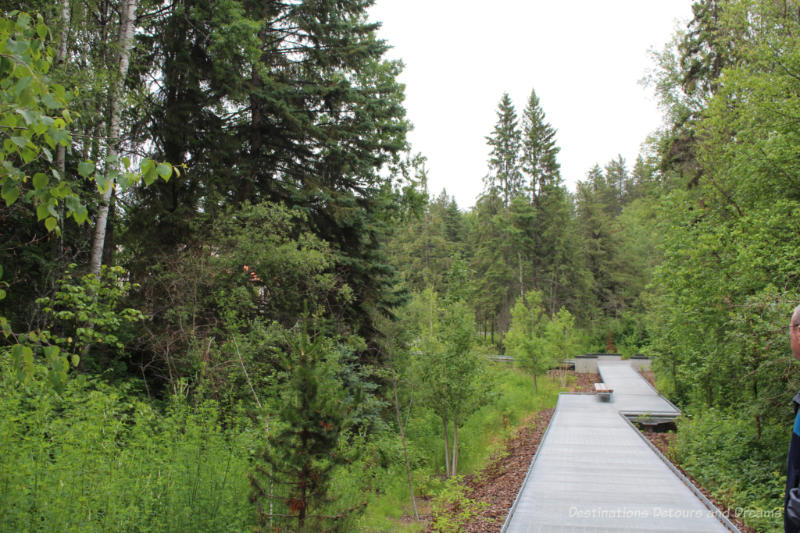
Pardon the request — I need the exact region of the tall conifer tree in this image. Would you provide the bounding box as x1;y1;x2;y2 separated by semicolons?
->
485;93;522;207
521;89;561;203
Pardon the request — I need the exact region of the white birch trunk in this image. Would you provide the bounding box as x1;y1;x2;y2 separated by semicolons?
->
89;0;138;276
451;416;459;476
442;417;451;478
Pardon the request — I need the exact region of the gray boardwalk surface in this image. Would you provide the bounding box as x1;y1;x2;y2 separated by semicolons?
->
502;362;734;533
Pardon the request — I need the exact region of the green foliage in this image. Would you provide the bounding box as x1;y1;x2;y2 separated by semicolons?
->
671;409;785;532
641;3;800;527
408;289;490;477
387;188;468;295
430;476;488;533
357;364;562;530
0;12;174;233
250;318;365;532
2;264;145;390
505;293;550;390
544;307;578;363
0;361;256;532
35;264;144;367
0;11;72;230
485;93;522;207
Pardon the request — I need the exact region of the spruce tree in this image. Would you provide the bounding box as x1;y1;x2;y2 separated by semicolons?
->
517;88;580;314
485;93;522;207
122;0;410;367
521;88;561;203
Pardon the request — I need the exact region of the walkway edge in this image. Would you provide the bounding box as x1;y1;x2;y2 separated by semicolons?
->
499;393;594;533
598;363;682;415
619;414;741;533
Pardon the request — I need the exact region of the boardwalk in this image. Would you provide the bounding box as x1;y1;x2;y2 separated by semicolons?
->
502;361;737;533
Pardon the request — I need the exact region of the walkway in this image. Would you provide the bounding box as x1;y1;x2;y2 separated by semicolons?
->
502;361;737;533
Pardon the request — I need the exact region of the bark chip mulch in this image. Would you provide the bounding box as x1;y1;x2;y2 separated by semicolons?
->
431;372;598;532
454;407;555;532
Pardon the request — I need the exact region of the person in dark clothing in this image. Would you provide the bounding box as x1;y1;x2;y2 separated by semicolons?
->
785;305;800;533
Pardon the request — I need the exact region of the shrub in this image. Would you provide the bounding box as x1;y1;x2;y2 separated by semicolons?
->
0;361;255;532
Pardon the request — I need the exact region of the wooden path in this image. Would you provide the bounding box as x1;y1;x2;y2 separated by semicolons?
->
501;361;738;532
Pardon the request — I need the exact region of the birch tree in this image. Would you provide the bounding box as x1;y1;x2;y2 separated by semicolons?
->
413;289;487;477
88;0;137;276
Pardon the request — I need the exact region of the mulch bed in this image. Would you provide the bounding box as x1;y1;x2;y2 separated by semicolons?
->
453;407;556;532
567;369;603;392
426;371;598;532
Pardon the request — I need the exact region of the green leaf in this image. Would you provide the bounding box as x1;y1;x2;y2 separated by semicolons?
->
0;289;5;300
43;345;60;359
70;353;79;367
2;184;19;206
53;84;66;102
77;160;95;178
20;147;36;163
143;167;157;186
10;135;27;148
11;343;33;367
32;172;48;189
14;75;32;95
17;108;36;125
44;216;57;232
41;92;59;109
156;162;172;180
36;203;49;221
71;204;88;225
95;174;109;193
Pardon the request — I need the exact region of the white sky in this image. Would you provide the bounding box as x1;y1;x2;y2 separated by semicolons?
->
368;1;694;209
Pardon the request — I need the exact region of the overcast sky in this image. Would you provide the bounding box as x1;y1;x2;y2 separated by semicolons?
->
368;1;694;209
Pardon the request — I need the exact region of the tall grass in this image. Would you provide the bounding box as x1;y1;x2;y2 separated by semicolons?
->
355;363;564;531
0;362;565;532
0;366;256;532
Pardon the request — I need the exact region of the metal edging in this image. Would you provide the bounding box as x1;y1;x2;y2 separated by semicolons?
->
597;362;682;416
620;414;741;533
499;392;567;532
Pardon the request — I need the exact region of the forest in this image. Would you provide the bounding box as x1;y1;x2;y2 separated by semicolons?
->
1;0;800;531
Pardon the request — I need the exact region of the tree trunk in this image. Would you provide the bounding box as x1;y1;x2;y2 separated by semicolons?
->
393;372;419;520
56;0;70;64
89;0;138;276
442;416;451;478
451;416;459;476
533;372;538;393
